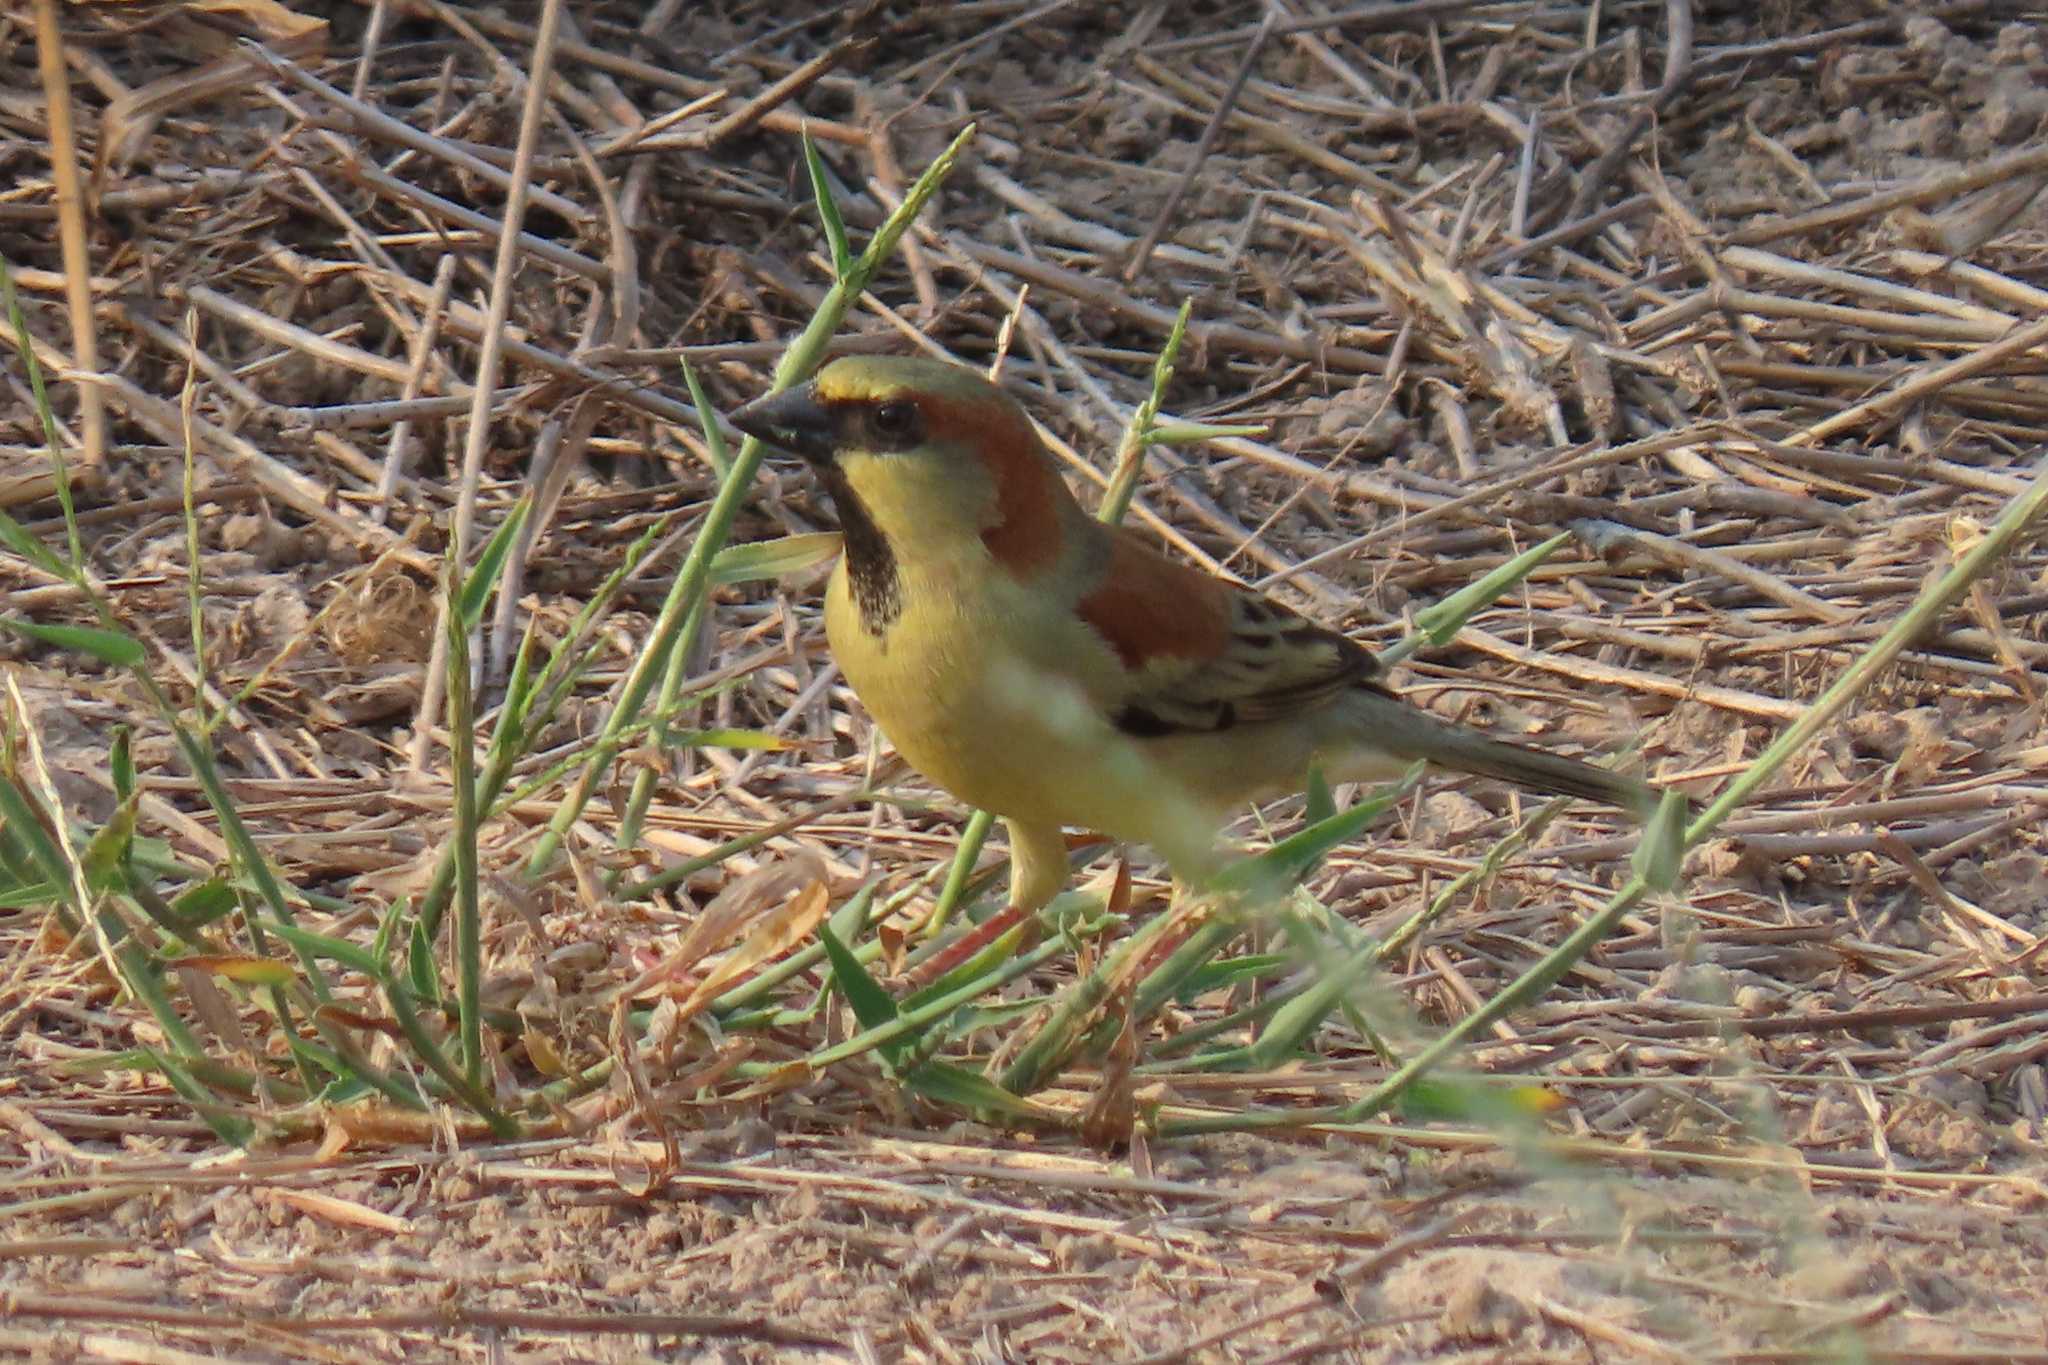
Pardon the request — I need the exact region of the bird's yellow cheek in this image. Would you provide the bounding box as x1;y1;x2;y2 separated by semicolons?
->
834;451;998;558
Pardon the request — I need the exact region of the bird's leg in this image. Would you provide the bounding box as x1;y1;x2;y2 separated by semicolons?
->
1004;817;1075;929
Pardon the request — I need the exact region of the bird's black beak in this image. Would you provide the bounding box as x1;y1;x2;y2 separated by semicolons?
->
729;383;837;466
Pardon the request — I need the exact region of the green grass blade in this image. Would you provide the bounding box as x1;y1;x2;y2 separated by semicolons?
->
1303;765;1335;825
902;1060;1051;1121
258;918;386;978
144;1047;256;1147
1388;532;1572;664
0;505;72;582
1146;421;1267;443
1;257;83;571
1130;916;1241;1030
379;976;518;1137
529;123;976;877
457;494;534;633
408;915;438;1001
0;771;74;894
997;906;1186;1096
0;619;144;669
296;1004;431;1111
170;877;237;927
442;560;484;1085
417;514;677;940
1213;764;1423;898
77;793;137;892
1632;789;1687;893
1244;940;1378;1071
167;722;330;1000
1098;299;1192;526
109;727;134;800
712;881;880;1015
114;940;204;1057
818;920;908;1065
614;358;740;858
709;532;843;587
803;129;854;276
1170;441;2048;1138
679;356;731;480
810;931;1070;1071
921;808;995;937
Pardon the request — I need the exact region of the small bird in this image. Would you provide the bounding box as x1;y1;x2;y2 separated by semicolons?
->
731;356;1659;924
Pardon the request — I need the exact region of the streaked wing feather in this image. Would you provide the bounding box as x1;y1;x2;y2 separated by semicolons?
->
1075;529;1377;738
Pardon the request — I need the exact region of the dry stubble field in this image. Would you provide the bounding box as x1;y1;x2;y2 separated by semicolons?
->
4;1;2048;1361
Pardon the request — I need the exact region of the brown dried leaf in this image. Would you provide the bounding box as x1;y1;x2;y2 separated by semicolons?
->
673;877;832;1022
613;853;830;1009
1080;985;1137;1152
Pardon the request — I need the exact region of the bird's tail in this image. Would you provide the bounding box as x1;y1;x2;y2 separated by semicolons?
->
1333;687;1659;816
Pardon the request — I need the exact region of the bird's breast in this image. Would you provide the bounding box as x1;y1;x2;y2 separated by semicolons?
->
822;558;1149;828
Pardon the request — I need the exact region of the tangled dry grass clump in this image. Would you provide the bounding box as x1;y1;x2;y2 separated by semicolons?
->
3;1;2048;1359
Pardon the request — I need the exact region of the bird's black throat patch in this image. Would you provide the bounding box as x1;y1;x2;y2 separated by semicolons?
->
820;465;901;635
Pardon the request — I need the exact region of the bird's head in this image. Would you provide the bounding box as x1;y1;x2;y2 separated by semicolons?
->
730;356;1081;579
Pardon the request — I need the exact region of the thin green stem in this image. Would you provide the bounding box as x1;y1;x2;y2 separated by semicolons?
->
1164;441;2048;1137
444;568;483;1085
528;124;977;877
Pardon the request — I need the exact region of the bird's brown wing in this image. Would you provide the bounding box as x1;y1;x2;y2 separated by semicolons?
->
1074;527;1378;738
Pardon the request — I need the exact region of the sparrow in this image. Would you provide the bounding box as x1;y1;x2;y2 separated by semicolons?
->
730;356;1660;925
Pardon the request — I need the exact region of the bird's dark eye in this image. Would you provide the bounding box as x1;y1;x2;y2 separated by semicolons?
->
868;399;921;446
